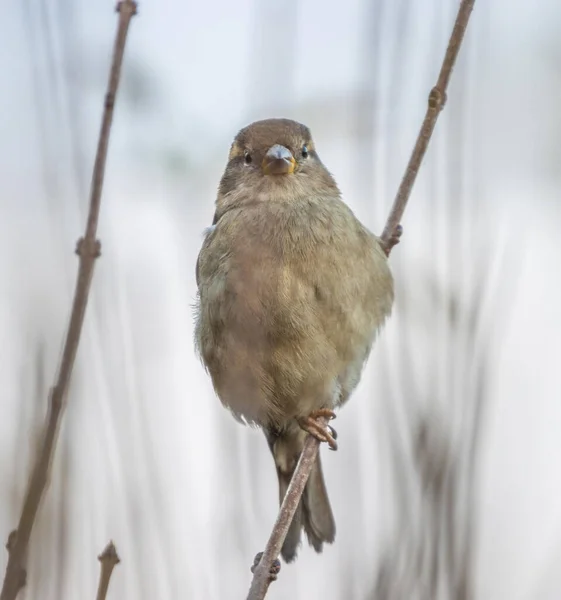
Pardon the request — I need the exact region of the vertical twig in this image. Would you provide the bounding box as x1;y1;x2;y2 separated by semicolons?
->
245;1;477;598
0;3;137;599
96;541;121;600
380;0;476;253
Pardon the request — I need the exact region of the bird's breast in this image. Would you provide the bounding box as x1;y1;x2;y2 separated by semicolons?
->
195;196;393;426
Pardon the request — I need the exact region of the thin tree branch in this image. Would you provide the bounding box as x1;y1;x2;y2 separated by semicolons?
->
380;0;476;254
246;1;476;598
0;3;137;599
246;419;326;600
96;541;121;600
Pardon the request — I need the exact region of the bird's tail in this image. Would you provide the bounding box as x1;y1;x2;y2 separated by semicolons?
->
266;428;336;563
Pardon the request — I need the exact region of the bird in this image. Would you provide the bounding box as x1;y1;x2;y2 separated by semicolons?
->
194;118;394;563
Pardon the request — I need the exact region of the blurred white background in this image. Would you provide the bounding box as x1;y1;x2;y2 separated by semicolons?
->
0;0;560;598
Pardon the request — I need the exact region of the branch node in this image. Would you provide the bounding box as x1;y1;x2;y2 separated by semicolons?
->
98;541;121;567
382;224;403;257
104;93;115;111
96;541;120;600
116;0;138;16
428;86;447;111
75;237;102;258
251;552;281;583
5;532;17;553
3;532;26;594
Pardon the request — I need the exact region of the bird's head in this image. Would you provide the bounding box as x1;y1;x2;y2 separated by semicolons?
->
217;118;339;203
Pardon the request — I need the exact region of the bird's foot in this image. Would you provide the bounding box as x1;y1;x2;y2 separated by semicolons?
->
251;552;281;582
383;224;403;256
298;408;338;451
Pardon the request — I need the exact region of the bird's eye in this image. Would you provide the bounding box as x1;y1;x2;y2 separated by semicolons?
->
301;145;309;158
244;151;252;164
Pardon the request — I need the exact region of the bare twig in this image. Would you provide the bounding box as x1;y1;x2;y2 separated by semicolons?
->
0;3;137;599
246;419;326;600
246;1;477;598
380;0;476;254
96;541;121;600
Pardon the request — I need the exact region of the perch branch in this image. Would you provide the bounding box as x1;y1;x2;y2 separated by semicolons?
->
96;541;121;600
380;0;476;255
246;1;476;598
0;3;137;599
246;419;326;600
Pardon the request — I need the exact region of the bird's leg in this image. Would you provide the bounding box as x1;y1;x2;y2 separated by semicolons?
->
297;408;338;451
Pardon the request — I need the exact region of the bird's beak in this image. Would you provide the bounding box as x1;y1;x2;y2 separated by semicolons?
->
262;145;296;175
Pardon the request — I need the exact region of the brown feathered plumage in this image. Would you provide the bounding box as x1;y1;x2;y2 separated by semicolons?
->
195;118;393;562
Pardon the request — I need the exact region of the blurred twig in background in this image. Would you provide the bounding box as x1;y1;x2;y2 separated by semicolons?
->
0;3;137;598
247;1;476;598
371;269;499;600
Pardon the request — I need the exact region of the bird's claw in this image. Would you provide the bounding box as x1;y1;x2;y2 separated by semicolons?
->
298;409;338;450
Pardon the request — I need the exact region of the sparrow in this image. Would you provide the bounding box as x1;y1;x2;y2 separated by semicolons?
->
194;118;394;562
